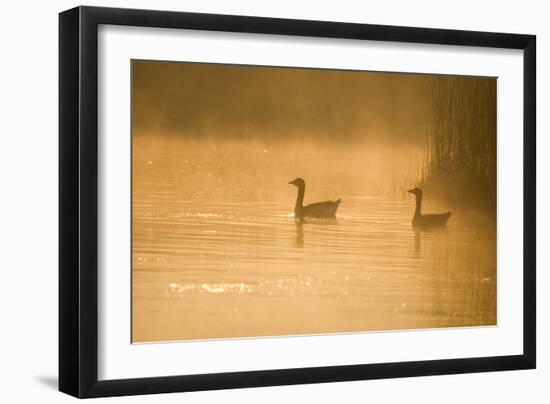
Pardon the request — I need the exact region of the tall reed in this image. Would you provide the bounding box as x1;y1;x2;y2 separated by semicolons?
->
420;76;497;217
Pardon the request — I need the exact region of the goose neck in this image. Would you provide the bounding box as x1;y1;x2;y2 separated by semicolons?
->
295;184;305;213
414;194;422;217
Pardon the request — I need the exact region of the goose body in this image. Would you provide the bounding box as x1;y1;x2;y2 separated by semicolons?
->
408;187;451;228
289;178;341;219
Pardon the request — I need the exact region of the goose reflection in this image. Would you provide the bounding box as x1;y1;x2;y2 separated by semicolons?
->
292;217;338;248
414;229;422;258
295;220;304;248
411;226;450;259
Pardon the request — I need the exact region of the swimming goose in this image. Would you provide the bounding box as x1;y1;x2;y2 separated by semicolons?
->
289;178;341;219
407;187;451;228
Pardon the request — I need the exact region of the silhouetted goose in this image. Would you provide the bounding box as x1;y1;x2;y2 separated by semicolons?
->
408;187;451;228
289;178;341;219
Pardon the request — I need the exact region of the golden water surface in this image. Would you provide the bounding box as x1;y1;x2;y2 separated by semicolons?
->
132;136;496;343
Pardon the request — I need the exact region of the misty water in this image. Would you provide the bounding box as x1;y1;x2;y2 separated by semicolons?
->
132;137;496;342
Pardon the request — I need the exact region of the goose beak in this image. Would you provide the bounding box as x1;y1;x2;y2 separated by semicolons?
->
407;189;414;194
288;180;295;185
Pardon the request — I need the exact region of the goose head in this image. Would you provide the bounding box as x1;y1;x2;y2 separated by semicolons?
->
289;178;305;187
407;187;423;197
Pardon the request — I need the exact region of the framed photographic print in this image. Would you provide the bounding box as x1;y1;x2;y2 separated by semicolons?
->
59;6;536;398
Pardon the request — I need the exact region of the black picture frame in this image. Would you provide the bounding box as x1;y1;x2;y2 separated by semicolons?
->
59;5;536;398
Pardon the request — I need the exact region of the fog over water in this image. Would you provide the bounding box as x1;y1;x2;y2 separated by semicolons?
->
131;61;496;342
133;61;432;144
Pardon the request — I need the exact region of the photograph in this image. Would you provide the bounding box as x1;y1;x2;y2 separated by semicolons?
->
0;0;542;401
131;60;497;343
